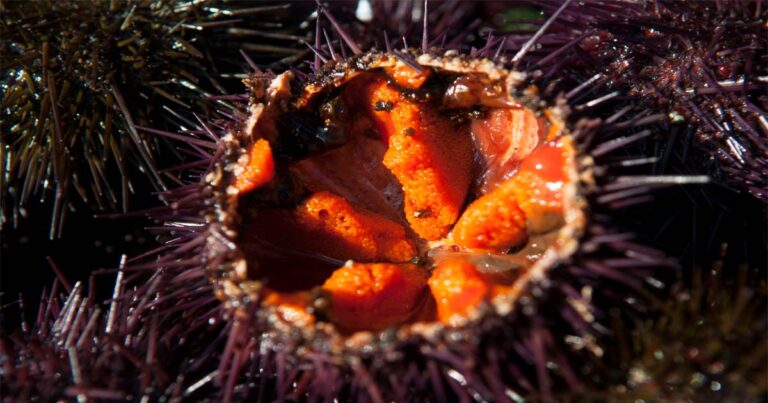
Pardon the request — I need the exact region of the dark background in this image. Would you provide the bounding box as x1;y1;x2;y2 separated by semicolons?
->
1;185;158;332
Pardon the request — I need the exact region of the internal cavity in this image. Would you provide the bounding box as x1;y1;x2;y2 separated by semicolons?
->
228;54;581;334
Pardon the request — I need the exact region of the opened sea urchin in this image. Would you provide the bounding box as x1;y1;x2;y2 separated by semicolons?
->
209;51;585;340
178;34;677;397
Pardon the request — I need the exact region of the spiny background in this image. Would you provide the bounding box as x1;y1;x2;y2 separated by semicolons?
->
1;0;316;324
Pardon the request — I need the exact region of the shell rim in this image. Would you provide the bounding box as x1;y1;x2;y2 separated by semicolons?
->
203;49;590;354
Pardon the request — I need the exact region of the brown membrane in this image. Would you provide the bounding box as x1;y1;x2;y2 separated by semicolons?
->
221;52;584;337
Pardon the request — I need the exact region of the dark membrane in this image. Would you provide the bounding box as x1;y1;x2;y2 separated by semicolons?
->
274;110;347;161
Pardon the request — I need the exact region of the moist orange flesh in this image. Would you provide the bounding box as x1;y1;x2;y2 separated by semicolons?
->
322;262;429;332
451;182;528;251
428;259;490;324
369;78;473;240
295;192;416;262
451;139;569;249
235;139;275;193
517;140;568;183
244;191;416;270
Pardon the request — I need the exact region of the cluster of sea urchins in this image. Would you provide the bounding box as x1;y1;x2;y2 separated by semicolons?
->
1;1;766;402
528;0;768;200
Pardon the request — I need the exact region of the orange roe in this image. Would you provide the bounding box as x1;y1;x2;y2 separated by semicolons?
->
369;80;473;240
451;183;528;251
428;259;490;325
322;262;429;332
235;139;275;193
295;192;416;262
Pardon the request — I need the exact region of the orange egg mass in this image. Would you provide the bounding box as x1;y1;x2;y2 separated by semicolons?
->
235;138;275;193
322;262;429;332
428;259;491;325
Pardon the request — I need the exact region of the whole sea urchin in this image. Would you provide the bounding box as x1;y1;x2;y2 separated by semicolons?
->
615;259;767;402
0;0;312;236
209;48;587;352
530;0;768;200
2;1;763;402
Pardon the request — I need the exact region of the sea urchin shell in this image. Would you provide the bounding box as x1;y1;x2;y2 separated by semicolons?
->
206;50;587;347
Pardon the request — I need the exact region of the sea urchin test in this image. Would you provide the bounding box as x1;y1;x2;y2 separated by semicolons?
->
207;51;585;339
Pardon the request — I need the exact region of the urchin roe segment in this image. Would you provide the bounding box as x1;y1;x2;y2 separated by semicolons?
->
368;71;474;240
450;138;572;250
428;259;490;325
294;191;416;262
235;138;275;193
322;262;429;332
229;54;581;335
451;182;528;251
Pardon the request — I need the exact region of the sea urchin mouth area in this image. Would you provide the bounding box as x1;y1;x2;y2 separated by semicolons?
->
228;54;582;335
